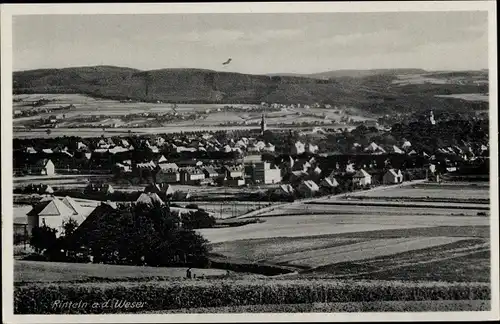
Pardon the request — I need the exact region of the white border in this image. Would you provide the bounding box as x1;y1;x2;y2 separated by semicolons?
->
1;2;498;323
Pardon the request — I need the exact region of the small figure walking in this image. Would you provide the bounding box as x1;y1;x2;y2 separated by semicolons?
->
186;267;192;279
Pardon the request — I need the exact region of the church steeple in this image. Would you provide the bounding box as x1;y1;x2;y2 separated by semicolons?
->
260;113;267;135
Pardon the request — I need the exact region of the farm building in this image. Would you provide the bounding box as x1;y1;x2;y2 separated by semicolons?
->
352;169;372;187
297;180;320;197
27;197;75;236
383;169;404;184
251;162;282;184
31;159;55;176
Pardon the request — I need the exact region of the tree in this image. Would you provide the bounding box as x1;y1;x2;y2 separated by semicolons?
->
30;225;57;254
62;218;79;237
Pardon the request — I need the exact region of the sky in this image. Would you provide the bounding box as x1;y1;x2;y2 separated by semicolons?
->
13;11;489;74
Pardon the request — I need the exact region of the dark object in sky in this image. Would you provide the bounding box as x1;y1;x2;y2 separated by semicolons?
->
222;58;232;65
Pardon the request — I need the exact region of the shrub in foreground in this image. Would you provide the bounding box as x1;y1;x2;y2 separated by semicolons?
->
14;279;490;314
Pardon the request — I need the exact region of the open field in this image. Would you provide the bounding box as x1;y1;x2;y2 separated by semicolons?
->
206;179;490;282
199;213;489;244
14;260;238;283
345;182;490;201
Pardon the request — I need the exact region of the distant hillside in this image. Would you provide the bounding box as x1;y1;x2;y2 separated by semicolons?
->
13;66;488;114
268;69;428;79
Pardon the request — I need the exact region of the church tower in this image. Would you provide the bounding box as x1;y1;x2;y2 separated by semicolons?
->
429;110;436;125
260;113;267;135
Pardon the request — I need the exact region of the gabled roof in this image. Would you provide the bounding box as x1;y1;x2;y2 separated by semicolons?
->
35;159;52;168
353;169;371;178
300;180;319;191
159;162;179;171
385;169;402;177
136;192;165;206
61;196;84;215
28;198;74;218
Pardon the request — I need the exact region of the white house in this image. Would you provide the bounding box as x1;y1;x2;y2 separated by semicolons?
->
252;162;282;184
306;143;319;154
291;141;305;155
33;159;55;176
352;169;372;187
27;197;75;237
383;169;403;184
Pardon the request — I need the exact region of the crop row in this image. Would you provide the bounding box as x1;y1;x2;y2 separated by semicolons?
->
14;279;490;314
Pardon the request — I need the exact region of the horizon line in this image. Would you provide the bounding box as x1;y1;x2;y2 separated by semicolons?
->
12;64;489;75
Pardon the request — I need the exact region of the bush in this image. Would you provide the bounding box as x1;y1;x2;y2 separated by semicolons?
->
14;280;490;314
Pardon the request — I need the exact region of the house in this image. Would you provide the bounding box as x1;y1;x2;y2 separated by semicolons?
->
320;176;339;188
144;183;176;197
293;160;311;172
306;143;319;154
203;166;220;179
392;145;404;154
297;180;320;197
383;169;403;184
290;170;309;183
345;163;356;173
291;141;305;155
32;159;55;176
154;155;168;164
225;177;246;187
251;162;282;184
27;197;75;237
25;147;37;154
402;140;412;150
352;169;372;187
158;162;179;171
108;146;128;154
156;167;180;183
263;142;276;153
274;184;295;196
224;165;244;179
364;142;386;154
114;163;132;173
179;168;205;185
85;183;115;195
136;192;165;206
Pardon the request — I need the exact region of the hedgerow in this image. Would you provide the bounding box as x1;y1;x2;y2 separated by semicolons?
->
14;279;490;314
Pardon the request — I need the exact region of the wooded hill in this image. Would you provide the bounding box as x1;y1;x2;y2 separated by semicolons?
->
14;66;488;114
